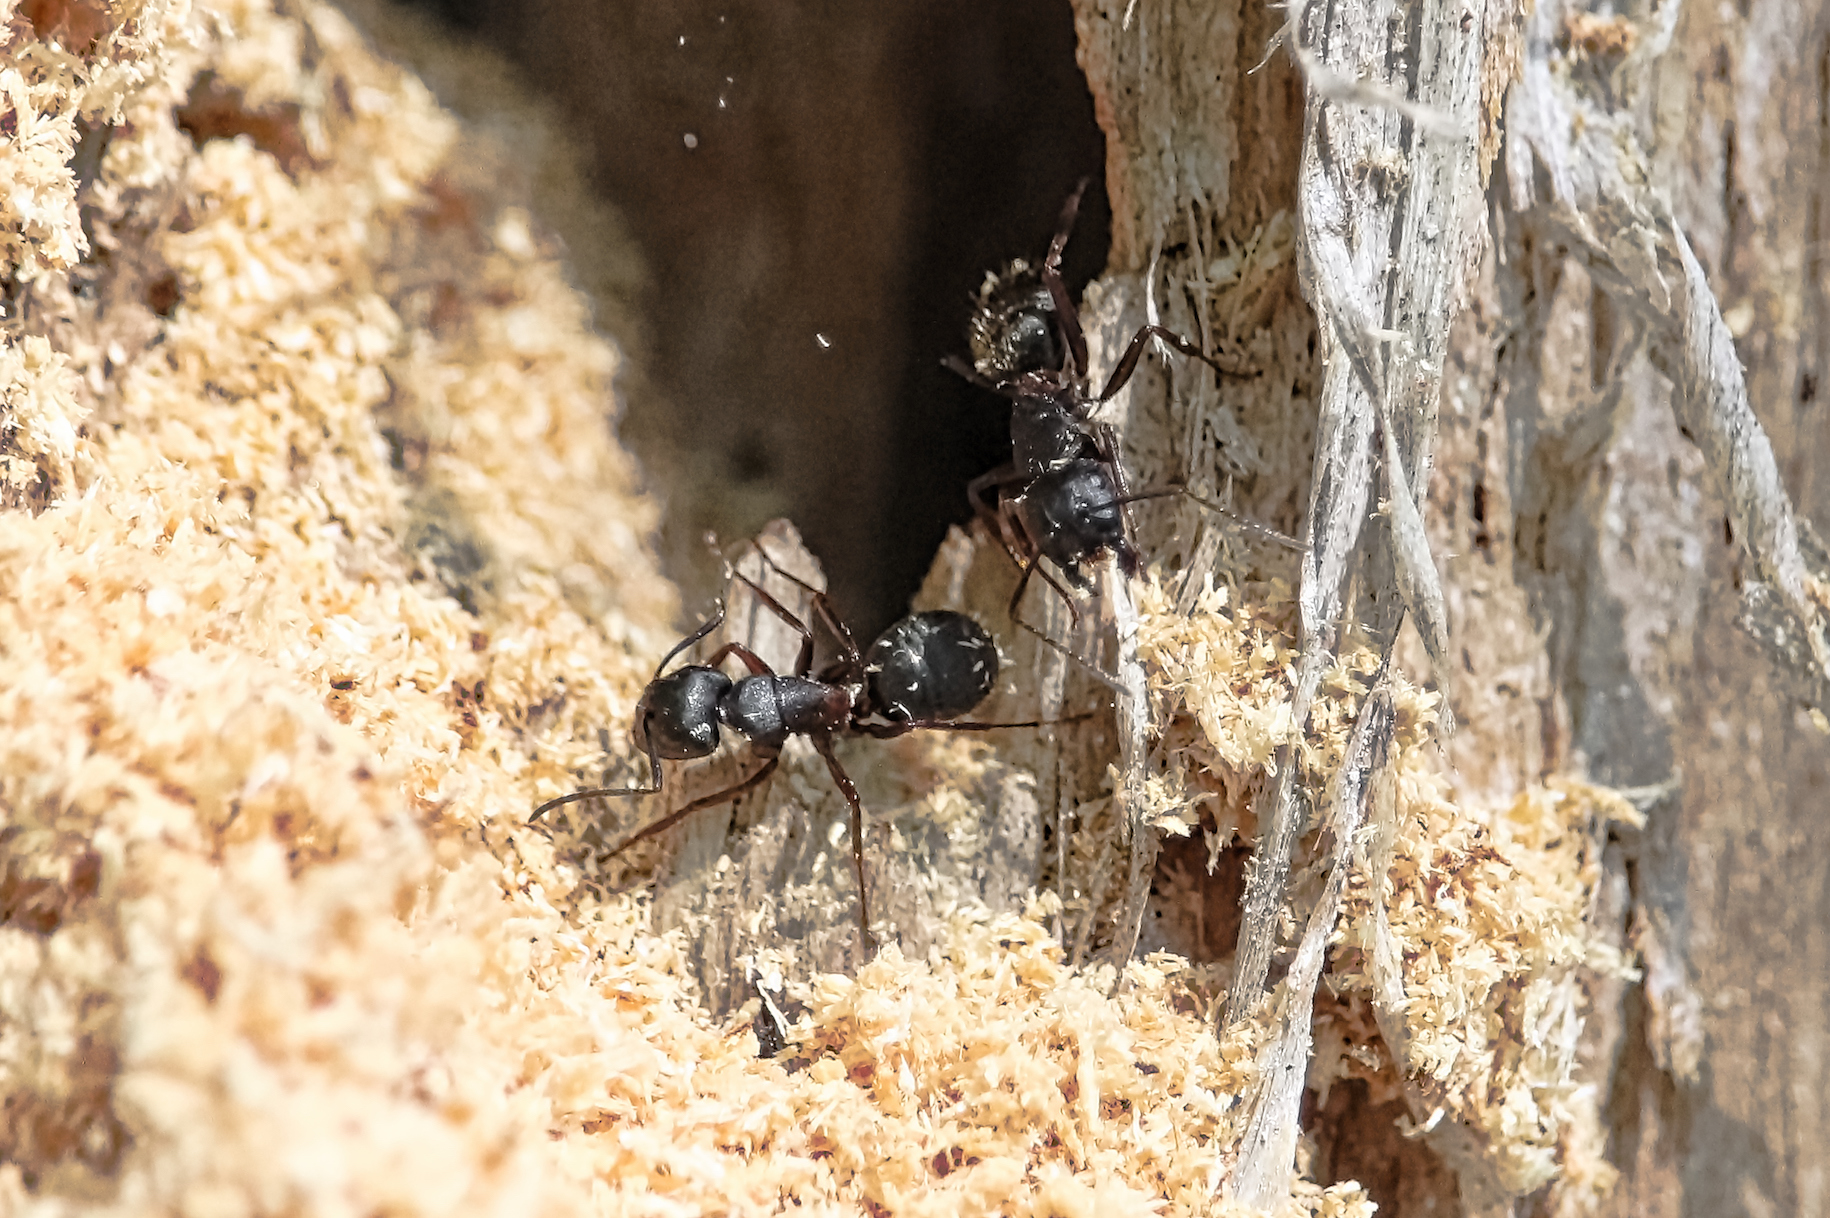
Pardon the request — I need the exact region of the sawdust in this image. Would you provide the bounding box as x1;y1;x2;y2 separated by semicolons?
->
1135;578;1633;1208
0;1;1626;1213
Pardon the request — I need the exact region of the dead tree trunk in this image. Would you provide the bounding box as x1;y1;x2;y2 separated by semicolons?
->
1074;0;1830;1213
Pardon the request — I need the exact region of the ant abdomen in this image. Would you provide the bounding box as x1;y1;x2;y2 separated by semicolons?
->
967;261;1059;380
865;610;1000;723
1017;458;1136;590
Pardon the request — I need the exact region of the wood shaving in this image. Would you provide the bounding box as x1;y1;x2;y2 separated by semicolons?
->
1137;578;1633;1205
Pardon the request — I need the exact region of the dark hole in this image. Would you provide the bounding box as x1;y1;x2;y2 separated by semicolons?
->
68;849;102;900
21;0;110;52
729;431;775;483
176;73;314;175
145;271;181;317
384;0;1106;640
69;119;114;195
1305;1077;1462;1214
0;869;63;935
1149;832;1250;962
181;948;223;1002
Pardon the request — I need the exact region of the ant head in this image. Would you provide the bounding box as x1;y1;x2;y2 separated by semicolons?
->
968;260;1060;380
865;611;1000;723
633;665;733;760
1001;309;1059;377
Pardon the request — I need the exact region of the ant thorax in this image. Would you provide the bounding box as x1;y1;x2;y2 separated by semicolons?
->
1008;379;1091;476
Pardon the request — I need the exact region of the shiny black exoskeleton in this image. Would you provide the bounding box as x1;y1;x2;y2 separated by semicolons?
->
945;183;1219;654
634;663;855;762
1013;459;1139;595
631;666;729;759
532;577;870;939
531;545;1048;949
948;183;1286;665
957;182;1239;478
1006;380;1091;480
966;258;1061;382
863;610;999;724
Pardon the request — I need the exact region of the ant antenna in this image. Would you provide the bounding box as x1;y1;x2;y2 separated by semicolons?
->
529;750;666;823
1116;486;1307;552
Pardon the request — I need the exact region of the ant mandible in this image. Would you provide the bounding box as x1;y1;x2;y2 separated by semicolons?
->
530;542;1056;948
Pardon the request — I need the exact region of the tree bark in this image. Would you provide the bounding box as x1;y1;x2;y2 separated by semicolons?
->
1073;0;1830;1213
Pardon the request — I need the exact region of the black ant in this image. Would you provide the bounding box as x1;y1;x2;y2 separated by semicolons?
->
947;181;1289;670
530;544;1058;948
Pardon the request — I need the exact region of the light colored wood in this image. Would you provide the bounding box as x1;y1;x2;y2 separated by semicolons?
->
1073;0;1830;1213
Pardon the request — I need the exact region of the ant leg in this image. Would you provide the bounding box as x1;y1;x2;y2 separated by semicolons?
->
701;640;777;678
709;533;840;678
1046;178;1090;272
852;709;1099;739
1006;547;1128;695
1117;485;1305;551
1012;595;1126;696
968;463;1024;523
1093;323;1165;404
991;496;1122;686
726;568;819;677
1004;545;1042;621
971;490;1124;692
1018;554;1085;625
1089;422;1131;498
530;746;664;823
941;354;1016;395
1086;419;1145;577
810;735;874;950
1043;178;1091;380
1094;323;1253;406
745;544;862;677
969;469;1046;601
597;756;781;861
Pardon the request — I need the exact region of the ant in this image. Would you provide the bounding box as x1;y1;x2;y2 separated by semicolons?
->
530;543;1058;948
858;607;1001;729
957;181;1235;480
947;181;1291;670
